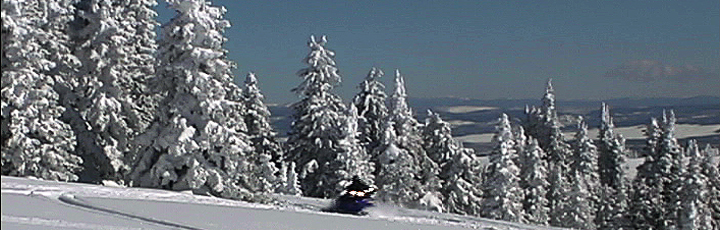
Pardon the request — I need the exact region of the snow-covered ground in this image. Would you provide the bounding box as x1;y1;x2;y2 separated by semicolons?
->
2;176;562;230
455;124;720;145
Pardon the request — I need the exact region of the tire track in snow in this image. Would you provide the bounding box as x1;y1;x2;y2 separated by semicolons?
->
57;193;204;230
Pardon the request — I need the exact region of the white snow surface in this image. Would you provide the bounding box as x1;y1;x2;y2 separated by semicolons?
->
1;176;563;230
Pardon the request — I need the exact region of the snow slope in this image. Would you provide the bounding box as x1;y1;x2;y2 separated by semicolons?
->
2;176;562;230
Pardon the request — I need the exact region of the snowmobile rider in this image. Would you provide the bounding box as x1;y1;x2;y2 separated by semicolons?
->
341;176;377;200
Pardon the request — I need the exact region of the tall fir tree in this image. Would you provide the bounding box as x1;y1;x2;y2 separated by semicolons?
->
2;0;82;181
65;0;158;183
629;116;666;229
128;0;257;200
595;185;630;230
698;144;720;229
375;121;425;208
285;35;356;198
571;116;600;209
242;72;284;192
547;161;570;227
677;140;713;230
383;70;441;209
560;171;597;230
597;103;626;191
480;114;525;223
519;138;550;225
422;110;459;167
323;104;375;195
423;110;482;216
352;67;388;157
658;110;684;229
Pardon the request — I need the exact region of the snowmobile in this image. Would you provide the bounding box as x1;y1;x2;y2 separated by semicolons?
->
322;176;377;215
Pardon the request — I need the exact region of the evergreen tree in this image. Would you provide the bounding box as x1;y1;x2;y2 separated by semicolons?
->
385;70;441;208
128;0;256;200
519;138;549;225
276;161;302;195
352;67;388;155
243;72;283;163
525;80;573;174
547;161;570;227
629;117;665;229
480;114;525;223
524;79;561;152
440;146;483;216
284;35;352;198
242;72;283;192
423;110;482;215
677;140;713;230
597;103;626;191
596;185;630;230
1;0;82;181
571;116;600;209
561;171;597;230
326;104;375;194
65;0;159;183
375;121;425;208
658;110;684;229
699;144;720;229
422;110;458;167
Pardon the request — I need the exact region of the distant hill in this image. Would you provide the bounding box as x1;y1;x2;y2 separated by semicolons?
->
269;96;719;154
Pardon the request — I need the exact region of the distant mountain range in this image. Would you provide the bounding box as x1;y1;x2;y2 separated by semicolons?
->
269;95;719;154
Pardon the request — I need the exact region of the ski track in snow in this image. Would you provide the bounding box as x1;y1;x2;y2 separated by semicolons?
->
2;176;561;230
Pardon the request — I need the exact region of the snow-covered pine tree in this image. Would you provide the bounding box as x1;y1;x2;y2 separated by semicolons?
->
658;110;684;229
422;110;459;168
524;79;558;152
595;185;630;230
1;0;82;181
440;146;483;216
242;72;284;191
525;80;573;175
128;0;257;200
321;104;375;195
519;138;550;225
547;161;570;227
629;116;665;229
480;114;525;223
284;35;353;198
352;67;388;156
375;121;425;208
597;103;626;191
276;161;302;196
571;116;600;209
699;144;720;229
422;110;483;215
385;70;441;209
677;140;713;230
243;72;283;163
560;171;597;230
65;0;159;183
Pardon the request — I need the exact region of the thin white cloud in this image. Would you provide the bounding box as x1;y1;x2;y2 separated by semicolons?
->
605;60;716;82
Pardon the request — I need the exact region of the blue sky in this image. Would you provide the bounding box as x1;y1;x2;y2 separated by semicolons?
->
157;0;719;104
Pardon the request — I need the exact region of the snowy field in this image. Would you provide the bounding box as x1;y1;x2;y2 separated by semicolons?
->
455;124;720;145
2;176;563;230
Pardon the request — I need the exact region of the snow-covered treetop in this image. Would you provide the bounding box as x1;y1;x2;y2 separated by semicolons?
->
390;70;412;120
353;67;386;116
600;102;616;139
493;113;515;147
292;35;340;97
661;109;676;139
541;79;555;118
